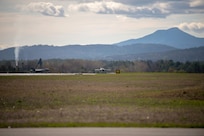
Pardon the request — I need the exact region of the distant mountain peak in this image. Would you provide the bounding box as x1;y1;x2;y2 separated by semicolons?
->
151;27;188;36
167;27;180;31
116;27;204;48
156;27;179;32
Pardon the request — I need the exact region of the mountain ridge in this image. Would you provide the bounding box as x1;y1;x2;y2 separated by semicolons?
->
0;43;175;60
107;46;204;62
116;27;204;49
0;27;204;62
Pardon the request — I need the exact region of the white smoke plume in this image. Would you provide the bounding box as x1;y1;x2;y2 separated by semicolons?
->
14;46;20;67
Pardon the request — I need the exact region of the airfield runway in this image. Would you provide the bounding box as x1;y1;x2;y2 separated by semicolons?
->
0;73;97;76
0;128;203;136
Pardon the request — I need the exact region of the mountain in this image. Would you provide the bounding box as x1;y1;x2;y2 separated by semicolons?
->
0;27;204;62
0;44;175;61
1;44;203;62
116;27;204;49
107;46;204;62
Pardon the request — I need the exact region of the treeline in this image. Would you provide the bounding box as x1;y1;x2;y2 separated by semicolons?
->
0;59;204;73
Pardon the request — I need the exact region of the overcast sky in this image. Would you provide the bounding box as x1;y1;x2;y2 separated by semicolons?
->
0;0;204;49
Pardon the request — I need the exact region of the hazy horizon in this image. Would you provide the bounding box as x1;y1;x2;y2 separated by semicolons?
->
0;0;204;49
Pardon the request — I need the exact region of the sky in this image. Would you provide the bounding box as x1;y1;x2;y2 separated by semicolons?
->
0;0;204;49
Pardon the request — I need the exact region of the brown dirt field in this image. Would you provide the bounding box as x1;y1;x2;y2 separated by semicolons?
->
0;73;203;127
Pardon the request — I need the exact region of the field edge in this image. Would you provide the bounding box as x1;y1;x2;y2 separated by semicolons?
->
0;122;203;128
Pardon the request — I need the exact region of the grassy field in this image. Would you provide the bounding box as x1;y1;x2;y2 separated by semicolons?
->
0;73;203;128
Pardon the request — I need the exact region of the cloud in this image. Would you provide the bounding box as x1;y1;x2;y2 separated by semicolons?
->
190;0;204;8
68;1;169;18
178;22;204;33
21;2;66;17
67;0;204;19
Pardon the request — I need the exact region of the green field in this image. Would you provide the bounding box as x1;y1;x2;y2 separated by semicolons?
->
0;73;204;128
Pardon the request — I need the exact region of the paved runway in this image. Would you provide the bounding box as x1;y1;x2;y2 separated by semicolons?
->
0;73;96;76
0;128;203;136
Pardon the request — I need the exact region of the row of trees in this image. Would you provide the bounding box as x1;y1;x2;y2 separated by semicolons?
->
0;59;204;73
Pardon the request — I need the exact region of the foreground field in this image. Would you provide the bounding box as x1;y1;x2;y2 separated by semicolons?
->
0;73;203;127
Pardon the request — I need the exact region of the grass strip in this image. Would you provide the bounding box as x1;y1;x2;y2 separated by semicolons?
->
1;122;204;128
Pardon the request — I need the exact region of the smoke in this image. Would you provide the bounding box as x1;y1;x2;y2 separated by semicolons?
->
14;46;20;67
13;15;22;67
